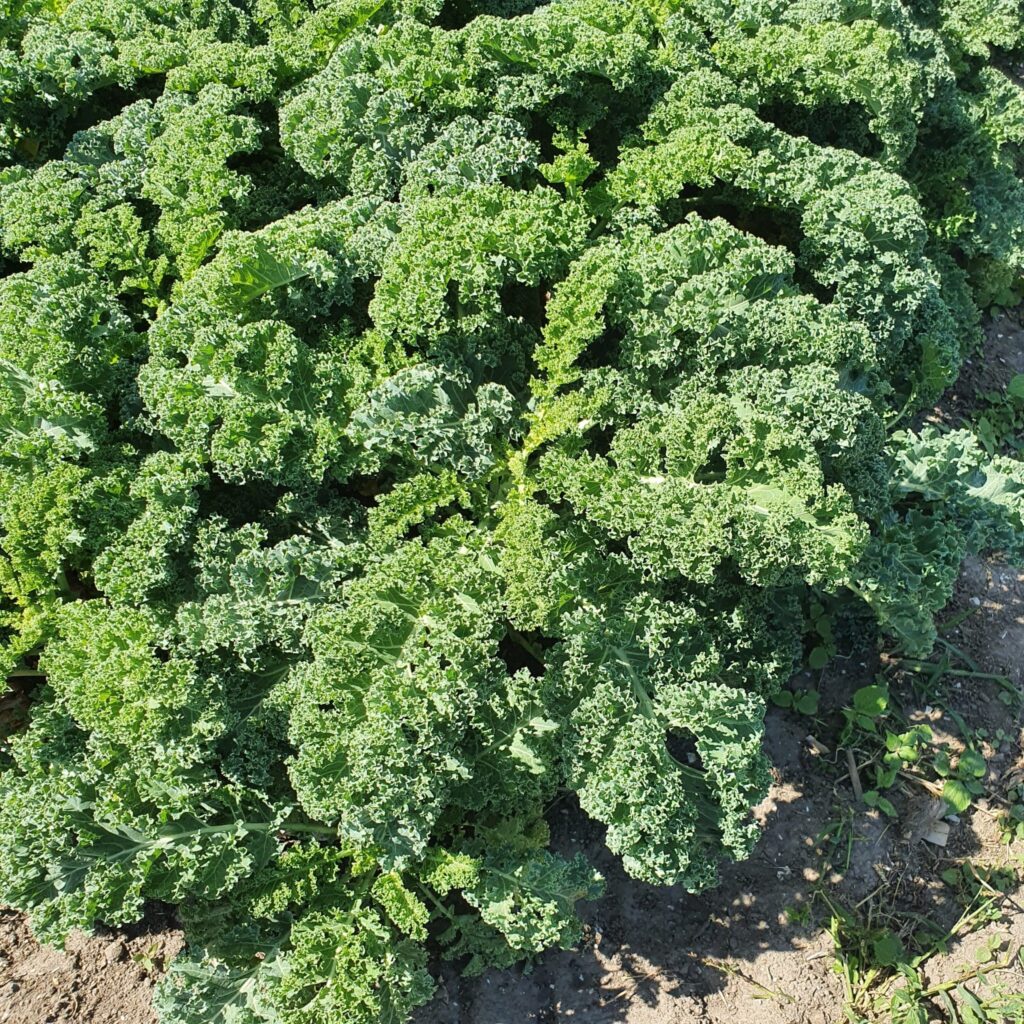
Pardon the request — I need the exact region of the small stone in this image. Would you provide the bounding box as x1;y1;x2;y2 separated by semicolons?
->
103;941;126;965
970;596;982;607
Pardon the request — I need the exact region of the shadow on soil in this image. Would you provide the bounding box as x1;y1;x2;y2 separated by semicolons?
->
415;555;1024;1024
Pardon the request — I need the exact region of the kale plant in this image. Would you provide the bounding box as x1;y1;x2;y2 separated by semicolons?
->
0;1;1022;1021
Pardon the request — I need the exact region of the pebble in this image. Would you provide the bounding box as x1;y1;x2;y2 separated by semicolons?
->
103;941;125;965
970;596;982;607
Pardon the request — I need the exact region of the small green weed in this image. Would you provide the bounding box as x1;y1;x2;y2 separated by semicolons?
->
998;780;1024;845
771;686;820;715
839;684;989;820
131;941;165;976
785;901;812;926
971;374;1024;456
823;881;1023;1024
785;668;1024;1024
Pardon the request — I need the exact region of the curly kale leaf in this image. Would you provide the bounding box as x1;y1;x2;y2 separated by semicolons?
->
0;3;1023;1024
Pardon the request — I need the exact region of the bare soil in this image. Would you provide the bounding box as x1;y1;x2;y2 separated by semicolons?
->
0;910;182;1024
2;318;1023;1024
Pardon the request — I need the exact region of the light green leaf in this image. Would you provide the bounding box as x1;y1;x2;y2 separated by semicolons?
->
943;779;972;814
872;930;906;966
853;685;889;717
957;749;986;778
